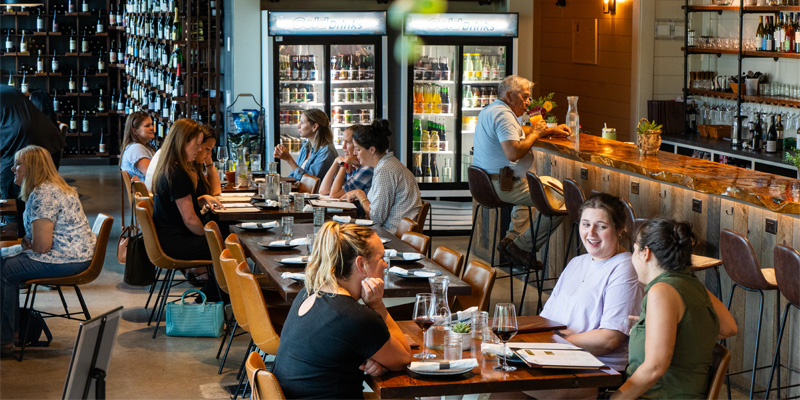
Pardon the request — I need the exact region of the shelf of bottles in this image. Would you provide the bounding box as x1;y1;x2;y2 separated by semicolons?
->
277;44;324;155
329;45;377;149
119;0;221;146
1;0;123;159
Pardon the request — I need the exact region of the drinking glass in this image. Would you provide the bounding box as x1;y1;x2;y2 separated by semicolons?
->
250;154;262;172
443;334;463;360
281;216;294;237
492;303;518;371
312;206;325;226
293;193;305;212
413;293;436;359
281;182;292;196
216;147;229;171
306;233;315;254
280;195;291;211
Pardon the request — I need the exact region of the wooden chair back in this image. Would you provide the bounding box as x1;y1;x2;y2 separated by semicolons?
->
432;246;464;278
414;201;430;232
298;174;321;194
395;218;418;240
401;231;430;254
706;343;731;400
452;260;496;312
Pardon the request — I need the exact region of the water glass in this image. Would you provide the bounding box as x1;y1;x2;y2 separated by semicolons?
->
306;233;315;254
443;334;463;361
472;311;489;340
281;216;294;237
281;182;292;196
293;193;305;212
312;206;325;226
280;195;291;211
250;154;262;172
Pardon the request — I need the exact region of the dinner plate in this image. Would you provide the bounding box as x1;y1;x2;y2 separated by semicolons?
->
253;202;280;210
304;194;320;199
388;256;423;265
390;269;443;279
380;237;391;244
237;223;278;231
278;256;308;266
258;241;298;250
406;366;474;376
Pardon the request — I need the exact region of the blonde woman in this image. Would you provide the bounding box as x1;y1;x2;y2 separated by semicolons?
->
273;109;337;181
120;111;155;181
1;146;96;356
273;221;412;398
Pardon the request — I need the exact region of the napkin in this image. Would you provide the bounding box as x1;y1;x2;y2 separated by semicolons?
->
261;200;280;207
242;221;279;229
408;358;478;372
384;249;398;257
455;307;478;322
388;266;435;278
223;203;254;208
332;215;373;225
302;204;314;212
402;252;422;261
280;272;305;280
481;343;513;357
269;238;307;246
332;215;352;223
280;257;307;263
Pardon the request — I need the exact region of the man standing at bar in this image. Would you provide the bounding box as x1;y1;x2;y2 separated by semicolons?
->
473;75;570;265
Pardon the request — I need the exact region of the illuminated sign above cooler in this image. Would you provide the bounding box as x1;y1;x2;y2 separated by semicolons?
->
405;13;518;37
268;11;387;36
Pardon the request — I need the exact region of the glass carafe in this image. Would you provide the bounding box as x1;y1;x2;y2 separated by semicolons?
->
565;96;580;148
426;276;451;350
264;161;280;201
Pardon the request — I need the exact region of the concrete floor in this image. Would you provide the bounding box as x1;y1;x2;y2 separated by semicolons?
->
0;165;749;399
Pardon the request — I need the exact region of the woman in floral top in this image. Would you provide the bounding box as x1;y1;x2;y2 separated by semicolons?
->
1;145;96;356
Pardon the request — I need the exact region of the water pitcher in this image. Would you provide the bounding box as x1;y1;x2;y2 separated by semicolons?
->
565;96;580;137
264;161;280;201
425;276;451;350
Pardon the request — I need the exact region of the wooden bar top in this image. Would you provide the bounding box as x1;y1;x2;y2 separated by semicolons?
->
536;133;800;214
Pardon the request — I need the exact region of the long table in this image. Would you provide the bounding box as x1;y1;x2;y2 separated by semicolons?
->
232;223;472;302
0;199;17;216
368;318;622;398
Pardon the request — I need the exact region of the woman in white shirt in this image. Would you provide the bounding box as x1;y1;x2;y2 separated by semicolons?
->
120;111;155;181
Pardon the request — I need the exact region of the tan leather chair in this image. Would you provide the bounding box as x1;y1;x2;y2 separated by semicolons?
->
401;231;430;254
135;200;210;338
224;233;248;266
452;260;496;312
394;217;418;240
132;179;150;198
298;173;321;194
765;244;800;398
224;234;291;305
706;343;730;400
562;177;585;265
414;200;430;233
204;221;235;374
432;246;464;278
245;351;285;400
121;170;133;228
19;213;114;360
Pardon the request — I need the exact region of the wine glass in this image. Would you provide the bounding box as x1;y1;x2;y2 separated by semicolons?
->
412;293;436;359
492;303;518;371
216;146;229;171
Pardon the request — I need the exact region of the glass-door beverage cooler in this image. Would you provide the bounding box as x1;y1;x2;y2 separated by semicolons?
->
402;13;518;190
263;11;387;172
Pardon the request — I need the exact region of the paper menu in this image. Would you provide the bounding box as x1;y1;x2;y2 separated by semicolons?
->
309;199;357;210
513;347;605;369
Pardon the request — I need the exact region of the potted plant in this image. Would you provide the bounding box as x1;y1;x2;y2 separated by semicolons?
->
450;321;473;351
527;92;558;127
784;151;800;180
636;118;663;156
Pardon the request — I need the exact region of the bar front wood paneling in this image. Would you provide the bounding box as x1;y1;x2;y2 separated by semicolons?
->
471;132;799;396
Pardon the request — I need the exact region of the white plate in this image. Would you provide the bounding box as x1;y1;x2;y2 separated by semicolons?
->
258;241;298;249
380;237;391;244
406;366;474;376
237;223;278;230
390;269;443;279
305;194;320;199
278;257;308;266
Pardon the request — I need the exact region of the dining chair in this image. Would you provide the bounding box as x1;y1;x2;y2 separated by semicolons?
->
298;173;321;194
706;343;730;400
432;246;465;278
234;261;282;400
133;193;161;311
245;351;285;400
204;221;235;374
394;218;418;240
18;213;114;361
135;200;211;338
219;250;254;391
561;178;585;267
401;231;430;254
414;200;430;233
765;244;800;398
224;234;283;293
619;197;636;252
452;260;496;312
132;179;150;198
120;170;133;230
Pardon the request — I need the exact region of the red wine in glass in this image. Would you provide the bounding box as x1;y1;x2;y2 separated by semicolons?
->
414;317;434;331
492;326;518;342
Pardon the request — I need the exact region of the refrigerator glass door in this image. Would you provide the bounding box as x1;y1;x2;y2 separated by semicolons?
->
459;44;508;182
277;44;325;160
411;45;456;184
330;44;376;149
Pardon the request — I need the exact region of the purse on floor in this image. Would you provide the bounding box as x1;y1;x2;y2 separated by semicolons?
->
123;232;156;286
165;289;225;337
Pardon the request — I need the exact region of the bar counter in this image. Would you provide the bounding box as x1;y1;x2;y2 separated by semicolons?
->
535;133;800;215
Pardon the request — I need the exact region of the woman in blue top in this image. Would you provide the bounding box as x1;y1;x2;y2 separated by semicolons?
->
273;109;337;181
120;111;155;181
1;146;96;356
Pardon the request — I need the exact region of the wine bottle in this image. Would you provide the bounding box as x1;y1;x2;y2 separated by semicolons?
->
20;72;28;94
81;35;88;53
68;0;75;14
116;90;124;111
97;88;105;112
68;70;76;92
81;70;89;93
4;33;12;53
97;56;105;73
96;16;103;34
36;8;45;32
69;111;77;132
19;31;27;53
431;155;439;183
51;50;58;72
776;115;784;151
52;11;59;32
109;3;116;26
766;115;777;153
423;154;433;183
7;73;14;88
52;90;59;112
81;0;88;13
98;129;106;153
81;110;89;133
171;7;181;40
36;50;44;73
438;123;448;151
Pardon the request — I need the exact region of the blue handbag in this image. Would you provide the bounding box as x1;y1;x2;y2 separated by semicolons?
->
165;289;225;337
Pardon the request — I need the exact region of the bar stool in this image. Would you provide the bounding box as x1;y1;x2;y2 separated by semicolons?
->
465;166;530;303
719;229;780;399
765;244;800;399
519;172;567;314
561;178;584;269
620;197;636;251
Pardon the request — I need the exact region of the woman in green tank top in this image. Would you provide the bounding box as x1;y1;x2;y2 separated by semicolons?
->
610;219;737;399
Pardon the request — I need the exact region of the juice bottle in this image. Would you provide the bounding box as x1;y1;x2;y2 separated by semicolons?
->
421;129;431;151
413;85;424;113
464;53;473;81
473;53;482;81
412;119;422;151
423;84;433;113
432;85;442;114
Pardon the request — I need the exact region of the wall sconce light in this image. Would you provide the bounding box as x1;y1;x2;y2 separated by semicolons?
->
603;0;616;14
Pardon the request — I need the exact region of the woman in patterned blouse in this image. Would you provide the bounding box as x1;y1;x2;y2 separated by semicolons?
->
341;120;421;234
1;145;96;356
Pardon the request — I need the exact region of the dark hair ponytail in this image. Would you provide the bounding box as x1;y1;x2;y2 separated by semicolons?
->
635;219;695;272
352;119;392;154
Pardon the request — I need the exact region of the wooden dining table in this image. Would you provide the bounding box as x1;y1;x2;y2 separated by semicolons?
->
0;199;17;216
231;222;472;302
211;195;356;222
368;317;622;398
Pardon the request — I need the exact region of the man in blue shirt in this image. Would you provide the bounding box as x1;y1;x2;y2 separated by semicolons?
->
473;75;570;265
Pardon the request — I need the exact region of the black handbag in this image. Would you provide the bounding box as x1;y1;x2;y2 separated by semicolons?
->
17;308;52;347
123;232;156;286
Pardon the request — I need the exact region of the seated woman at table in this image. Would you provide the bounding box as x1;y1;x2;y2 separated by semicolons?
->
522;193;643;399
120;111;155;182
273;109;337;181
193;125;221;196
1;145;96;356
273;221;412;398
340;120;421;234
608;219;737;399
319;125;373;198
151;119;223;294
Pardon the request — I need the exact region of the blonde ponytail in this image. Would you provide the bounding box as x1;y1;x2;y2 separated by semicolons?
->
304;221;378;296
